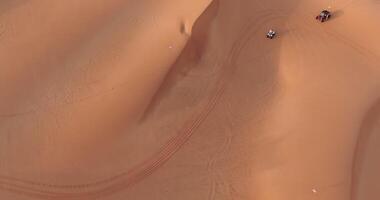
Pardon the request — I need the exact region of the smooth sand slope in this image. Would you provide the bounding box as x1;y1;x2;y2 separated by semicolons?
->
0;0;379;199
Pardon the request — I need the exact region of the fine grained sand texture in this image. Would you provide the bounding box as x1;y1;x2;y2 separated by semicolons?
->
0;0;379;199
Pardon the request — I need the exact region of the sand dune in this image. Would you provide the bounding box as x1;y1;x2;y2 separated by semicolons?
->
0;0;379;199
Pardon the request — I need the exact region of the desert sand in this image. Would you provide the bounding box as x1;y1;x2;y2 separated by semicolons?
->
0;0;379;199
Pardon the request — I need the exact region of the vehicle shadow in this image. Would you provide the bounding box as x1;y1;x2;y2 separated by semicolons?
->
330;9;345;21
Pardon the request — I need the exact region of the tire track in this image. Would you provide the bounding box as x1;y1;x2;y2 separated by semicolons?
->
324;28;380;63
0;10;288;199
205;130;232;200
1;9;278;190
207;176;217;200
0;9;281;119
0;11;279;198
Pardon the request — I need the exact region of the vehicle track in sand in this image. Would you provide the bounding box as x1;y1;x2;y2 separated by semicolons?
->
0;9;289;199
323;28;380;65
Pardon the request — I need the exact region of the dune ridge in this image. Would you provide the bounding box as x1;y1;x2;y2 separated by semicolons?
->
0;0;380;199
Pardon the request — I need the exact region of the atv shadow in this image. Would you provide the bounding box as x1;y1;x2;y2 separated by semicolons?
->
330;9;345;21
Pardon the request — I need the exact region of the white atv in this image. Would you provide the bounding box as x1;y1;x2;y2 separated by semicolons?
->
266;29;276;39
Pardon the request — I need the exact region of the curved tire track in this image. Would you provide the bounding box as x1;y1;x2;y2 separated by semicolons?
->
0;10;288;199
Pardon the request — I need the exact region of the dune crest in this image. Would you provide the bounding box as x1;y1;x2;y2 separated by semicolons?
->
1;0;380;199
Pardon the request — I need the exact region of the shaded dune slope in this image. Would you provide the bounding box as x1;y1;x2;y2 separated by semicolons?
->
0;0;380;199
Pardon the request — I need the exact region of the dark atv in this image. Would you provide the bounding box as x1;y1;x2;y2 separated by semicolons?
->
316;10;331;22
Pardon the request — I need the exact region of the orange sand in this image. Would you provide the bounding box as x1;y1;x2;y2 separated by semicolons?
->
0;0;379;199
